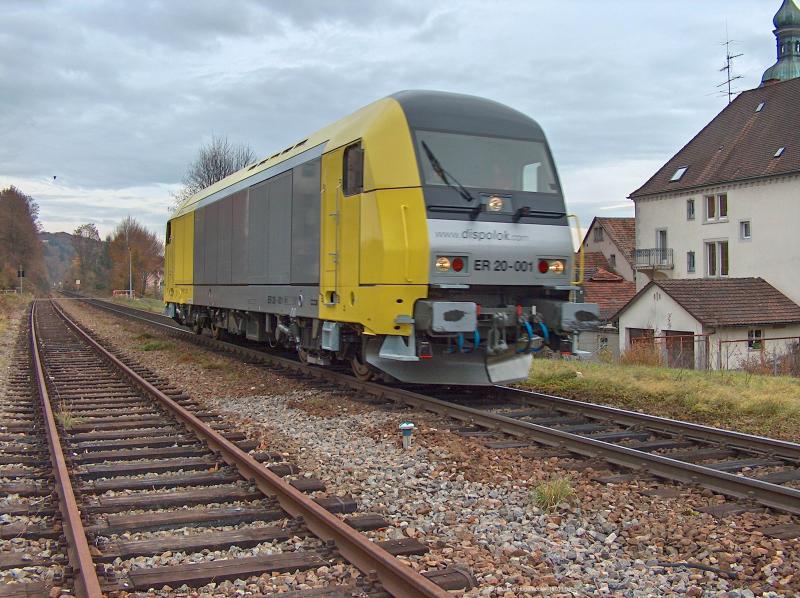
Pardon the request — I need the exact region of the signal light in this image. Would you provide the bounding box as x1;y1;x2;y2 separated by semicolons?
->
452;257;464;272
537;259;566;274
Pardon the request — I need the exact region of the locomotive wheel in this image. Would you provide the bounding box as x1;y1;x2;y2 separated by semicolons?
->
191;320;202;335
211;323;223;340
351;354;375;382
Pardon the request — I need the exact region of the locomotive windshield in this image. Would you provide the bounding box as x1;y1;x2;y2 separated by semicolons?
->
415;130;558;193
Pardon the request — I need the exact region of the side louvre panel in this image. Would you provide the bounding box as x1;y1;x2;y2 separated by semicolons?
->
247;182;269;284
194;206;206;284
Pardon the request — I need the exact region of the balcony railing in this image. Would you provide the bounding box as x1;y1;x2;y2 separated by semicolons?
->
634;248;674;270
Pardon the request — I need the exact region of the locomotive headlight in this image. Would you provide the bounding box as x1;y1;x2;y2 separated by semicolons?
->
435;256;451;272
548;260;566;273
487;196;504;212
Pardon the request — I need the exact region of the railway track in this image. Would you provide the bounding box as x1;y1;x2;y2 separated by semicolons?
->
7;299;474;597
65;296;800;522
1;314;69;596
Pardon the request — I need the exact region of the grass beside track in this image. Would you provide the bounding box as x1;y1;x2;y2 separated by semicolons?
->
0;293;32;333
107;295;165;314
521;359;800;441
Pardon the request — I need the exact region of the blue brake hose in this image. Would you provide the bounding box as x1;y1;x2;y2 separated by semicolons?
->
517;320;534;353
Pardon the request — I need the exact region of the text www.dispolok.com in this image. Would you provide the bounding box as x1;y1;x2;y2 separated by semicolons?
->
434;229;529;242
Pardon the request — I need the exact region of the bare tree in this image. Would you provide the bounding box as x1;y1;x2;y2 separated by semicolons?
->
70;223;106;292
171;135;256;211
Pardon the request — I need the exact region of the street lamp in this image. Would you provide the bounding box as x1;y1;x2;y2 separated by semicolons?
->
126;221;133;299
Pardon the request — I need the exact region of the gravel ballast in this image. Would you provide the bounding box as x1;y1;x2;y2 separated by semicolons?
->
58;299;800;596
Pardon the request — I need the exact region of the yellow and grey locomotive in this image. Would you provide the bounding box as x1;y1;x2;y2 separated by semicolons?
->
164;91;598;385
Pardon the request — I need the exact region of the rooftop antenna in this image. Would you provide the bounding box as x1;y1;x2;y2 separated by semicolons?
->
717;21;743;103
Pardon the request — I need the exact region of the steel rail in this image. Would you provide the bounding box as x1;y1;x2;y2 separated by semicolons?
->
350;382;800;515
30;301;104;598
494;386;800;462
67;296;800;515
49;299;448;598
79;296;800;457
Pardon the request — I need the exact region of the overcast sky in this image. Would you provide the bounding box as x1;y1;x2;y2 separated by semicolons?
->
0;0;784;239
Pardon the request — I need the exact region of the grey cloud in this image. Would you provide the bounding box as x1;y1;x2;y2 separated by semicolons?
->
0;0;784;235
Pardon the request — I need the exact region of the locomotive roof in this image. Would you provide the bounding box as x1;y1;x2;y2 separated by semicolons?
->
172;91;547;218
391;90;546;141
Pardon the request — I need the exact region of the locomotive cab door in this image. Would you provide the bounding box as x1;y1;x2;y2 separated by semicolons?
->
320;141;362;320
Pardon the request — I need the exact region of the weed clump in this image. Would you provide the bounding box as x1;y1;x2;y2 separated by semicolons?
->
533;475;575;511
141;340;173;352
55;403;82;429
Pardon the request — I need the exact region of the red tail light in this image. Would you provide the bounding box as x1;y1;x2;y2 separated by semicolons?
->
538;260;549;274
452;257;464;272
418;341;433;359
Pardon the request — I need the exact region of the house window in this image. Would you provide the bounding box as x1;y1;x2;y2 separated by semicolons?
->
670;166;688;181
687;251;695;273
656;229;668;264
706;240;729;277
704;193;728;222
740;220;751;240
705;195;715;220
593;227;604;242
609;254;616;268
686;199;695;220
599;336;609;350
748;329;763;351
343;142;364;196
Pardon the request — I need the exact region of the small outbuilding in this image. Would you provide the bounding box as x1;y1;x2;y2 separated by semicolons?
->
615;278;800;370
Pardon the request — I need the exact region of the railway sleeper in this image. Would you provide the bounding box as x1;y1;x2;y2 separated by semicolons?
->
87;504;287;535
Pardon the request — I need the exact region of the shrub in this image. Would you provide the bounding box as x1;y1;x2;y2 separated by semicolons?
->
620;342;662;367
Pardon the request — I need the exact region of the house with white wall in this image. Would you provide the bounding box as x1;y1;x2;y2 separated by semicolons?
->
629;75;800;301
615;278;800;370
617;0;800;367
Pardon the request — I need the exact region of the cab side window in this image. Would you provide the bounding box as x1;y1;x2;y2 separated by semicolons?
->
343;143;363;196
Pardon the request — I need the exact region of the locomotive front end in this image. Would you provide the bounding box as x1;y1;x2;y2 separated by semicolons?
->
363;91;599;385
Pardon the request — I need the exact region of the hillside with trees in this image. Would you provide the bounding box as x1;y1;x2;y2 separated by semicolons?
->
0;186;48;292
40;231;76;286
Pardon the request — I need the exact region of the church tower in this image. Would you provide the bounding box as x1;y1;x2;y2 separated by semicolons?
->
761;0;800;85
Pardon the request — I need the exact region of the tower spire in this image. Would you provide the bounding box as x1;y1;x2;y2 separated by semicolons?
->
761;0;800;85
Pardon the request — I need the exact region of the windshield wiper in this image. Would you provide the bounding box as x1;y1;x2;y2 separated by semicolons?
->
421;141;475;202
